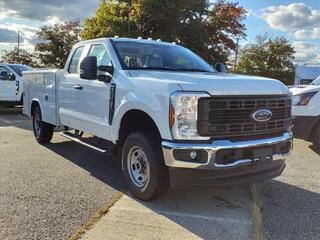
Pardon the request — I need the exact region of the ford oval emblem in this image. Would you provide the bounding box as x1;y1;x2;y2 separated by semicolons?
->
251;108;272;122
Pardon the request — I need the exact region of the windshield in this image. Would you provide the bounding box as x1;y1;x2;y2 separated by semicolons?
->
9;65;32;76
112;41;215;73
311;76;320;85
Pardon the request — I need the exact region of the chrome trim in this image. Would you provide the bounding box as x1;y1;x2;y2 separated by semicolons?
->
162;132;293;170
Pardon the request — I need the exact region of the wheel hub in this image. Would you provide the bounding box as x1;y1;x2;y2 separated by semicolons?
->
127;146;150;188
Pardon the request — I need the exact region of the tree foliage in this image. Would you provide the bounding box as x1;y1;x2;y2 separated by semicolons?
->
236;36;295;85
81;0;247;65
35;20;81;68
0;48;37;67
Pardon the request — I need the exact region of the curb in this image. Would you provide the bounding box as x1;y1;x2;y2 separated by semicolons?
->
68;192;123;240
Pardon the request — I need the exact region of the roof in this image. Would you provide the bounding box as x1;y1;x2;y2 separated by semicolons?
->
76;37;178;47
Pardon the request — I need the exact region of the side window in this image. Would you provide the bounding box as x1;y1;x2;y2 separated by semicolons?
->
68;46;84;74
88;44;111;67
0;66;15;81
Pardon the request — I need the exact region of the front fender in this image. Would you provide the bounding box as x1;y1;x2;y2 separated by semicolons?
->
111;97;172;143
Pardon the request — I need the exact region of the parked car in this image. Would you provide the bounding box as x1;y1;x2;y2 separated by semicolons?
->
295;64;320;85
23;37;293;200
290;75;320;149
0;63;32;107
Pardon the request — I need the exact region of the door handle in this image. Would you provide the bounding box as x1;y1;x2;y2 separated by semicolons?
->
73;85;83;90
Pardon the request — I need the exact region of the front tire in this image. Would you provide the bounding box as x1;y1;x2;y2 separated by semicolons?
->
122;131;169;200
32;106;54;143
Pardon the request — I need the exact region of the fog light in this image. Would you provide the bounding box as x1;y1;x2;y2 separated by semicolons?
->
190;151;197;160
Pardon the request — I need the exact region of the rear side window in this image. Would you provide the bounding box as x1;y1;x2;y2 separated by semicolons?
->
68;46;84;74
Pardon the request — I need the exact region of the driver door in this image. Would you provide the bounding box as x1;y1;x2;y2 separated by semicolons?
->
0;66;17;101
74;44;112;139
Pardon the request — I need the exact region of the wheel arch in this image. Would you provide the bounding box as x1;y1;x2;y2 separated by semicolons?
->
117;109;162;146
30;99;42;116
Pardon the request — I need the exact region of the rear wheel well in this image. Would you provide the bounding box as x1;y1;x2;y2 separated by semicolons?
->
31;101;40;116
118;110;161;146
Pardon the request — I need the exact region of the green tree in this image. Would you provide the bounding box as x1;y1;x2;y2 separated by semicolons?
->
0;48;37;67
35;20;81;68
236;36;295;85
81;0;247;65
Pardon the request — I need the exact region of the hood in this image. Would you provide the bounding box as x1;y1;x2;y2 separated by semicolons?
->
289;84;320;95
129;71;290;96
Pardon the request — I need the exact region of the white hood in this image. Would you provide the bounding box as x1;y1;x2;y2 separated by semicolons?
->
289;84;320;95
129;71;290;96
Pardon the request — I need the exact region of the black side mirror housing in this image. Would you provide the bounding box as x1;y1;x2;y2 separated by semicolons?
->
0;72;15;81
97;65;114;83
215;63;227;73
9;73;16;81
80;56;97;80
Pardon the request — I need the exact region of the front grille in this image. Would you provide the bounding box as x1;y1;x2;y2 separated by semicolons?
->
198;95;292;138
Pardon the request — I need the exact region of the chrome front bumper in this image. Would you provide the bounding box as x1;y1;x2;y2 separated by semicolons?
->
162;132;293;170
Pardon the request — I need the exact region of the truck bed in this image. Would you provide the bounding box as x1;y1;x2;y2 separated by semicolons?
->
23;69;63;126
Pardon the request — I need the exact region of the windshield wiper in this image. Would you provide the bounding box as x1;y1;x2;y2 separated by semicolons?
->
175;68;213;73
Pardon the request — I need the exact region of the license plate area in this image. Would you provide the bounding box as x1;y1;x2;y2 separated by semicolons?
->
252;147;273;164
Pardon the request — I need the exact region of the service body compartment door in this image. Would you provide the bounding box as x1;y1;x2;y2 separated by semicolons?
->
42;72;58;125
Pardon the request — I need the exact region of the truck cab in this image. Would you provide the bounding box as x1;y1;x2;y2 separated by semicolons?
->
0;64;31;107
23;38;293;200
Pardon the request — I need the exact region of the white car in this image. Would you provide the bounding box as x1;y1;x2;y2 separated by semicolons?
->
0;64;31;107
23;38;293;200
291;75;320;148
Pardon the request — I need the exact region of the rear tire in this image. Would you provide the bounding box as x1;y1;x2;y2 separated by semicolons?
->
122;131;169;200
32;106;54;143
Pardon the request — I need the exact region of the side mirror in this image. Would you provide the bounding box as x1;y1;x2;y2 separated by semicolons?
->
215;63;227;73
9;73;16;81
97;65;114;83
0;72;15;80
80;56;97;80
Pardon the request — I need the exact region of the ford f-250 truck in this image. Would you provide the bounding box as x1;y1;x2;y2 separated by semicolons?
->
23;38;293;200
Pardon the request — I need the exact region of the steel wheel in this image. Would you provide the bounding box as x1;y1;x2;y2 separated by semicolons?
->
33;111;41;137
127;146;150;188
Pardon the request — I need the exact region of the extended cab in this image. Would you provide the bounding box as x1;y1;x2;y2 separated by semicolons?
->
0;64;31;107
23;38;293;200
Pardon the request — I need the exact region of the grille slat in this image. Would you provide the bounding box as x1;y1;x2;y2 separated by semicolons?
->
198;95;292;138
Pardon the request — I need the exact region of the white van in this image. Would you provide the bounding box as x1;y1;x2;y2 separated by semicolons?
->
295;64;320;85
0;64;31;107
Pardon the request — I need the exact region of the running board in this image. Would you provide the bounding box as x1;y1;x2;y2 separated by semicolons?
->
60;132;108;154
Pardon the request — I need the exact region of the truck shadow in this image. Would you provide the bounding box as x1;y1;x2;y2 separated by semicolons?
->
44;140;126;192
0;107;32;131
44;139;254;239
260;180;320;239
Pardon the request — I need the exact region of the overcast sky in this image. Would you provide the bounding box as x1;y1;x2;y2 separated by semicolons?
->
0;0;319;64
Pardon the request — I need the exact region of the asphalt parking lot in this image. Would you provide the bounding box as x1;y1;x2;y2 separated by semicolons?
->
0;107;319;240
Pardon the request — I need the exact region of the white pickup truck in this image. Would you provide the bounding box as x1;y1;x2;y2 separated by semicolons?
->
23;38;293;200
290;75;320;149
0;64;31;107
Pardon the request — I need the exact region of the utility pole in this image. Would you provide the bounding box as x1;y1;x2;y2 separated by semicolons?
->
17;31;20;63
233;37;240;71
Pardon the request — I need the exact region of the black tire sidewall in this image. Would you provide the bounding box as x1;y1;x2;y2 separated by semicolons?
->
33;107;43;140
122;131;169;200
32;106;53;143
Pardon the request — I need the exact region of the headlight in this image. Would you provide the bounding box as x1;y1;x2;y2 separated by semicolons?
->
169;91;210;140
292;91;318;106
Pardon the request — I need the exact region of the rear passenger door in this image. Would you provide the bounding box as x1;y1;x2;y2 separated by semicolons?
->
59;45;86;127
73;44;112;139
